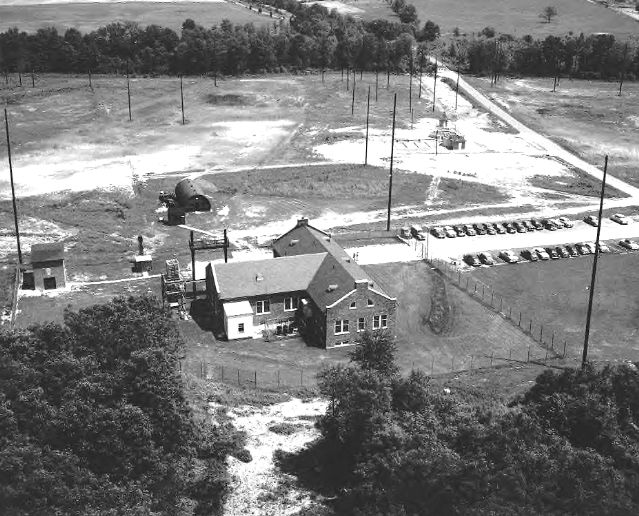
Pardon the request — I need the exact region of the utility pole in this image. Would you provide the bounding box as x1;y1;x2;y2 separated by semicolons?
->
408;58;413;113
365;86;370;165
180;75;185;125
351;86;355;115
126;67;132;122
223;228;228;263
386;93;397;231
190;230;196;298
4;108;22;264
88;69;92;89
582;155;608;368
432;59;438;112
455;66;460;111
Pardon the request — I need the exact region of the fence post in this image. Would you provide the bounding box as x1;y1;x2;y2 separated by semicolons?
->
179;360;182;372
491;291;494;307
221;365;224;381
519;311;522;326
563;340;567;358
474;282;477;295
540;325;543;343
551;332;555;350
470;355;474;370
466;277;469;290
431;356;434;376
300;369;304;386
509;306;512;319
237;369;240;386
527;344;531;362
277;370;280;388
490;351;494;366
254;370;257;387
509;348;512;360
482;285;485;299
499;296;503;313
529;319;532;333
544;346;548;363
200;361;204;379
451;357;454;372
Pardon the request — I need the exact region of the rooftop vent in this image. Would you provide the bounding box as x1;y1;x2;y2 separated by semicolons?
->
327;284;338;292
255;273;264;282
289;239;299;246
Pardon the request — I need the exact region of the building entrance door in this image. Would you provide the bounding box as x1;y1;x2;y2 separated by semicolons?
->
43;277;57;290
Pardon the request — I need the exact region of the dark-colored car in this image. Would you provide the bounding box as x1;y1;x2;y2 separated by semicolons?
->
463;224;476;236
473;223;487;235
576;242;591;255
493;223;506;234
478;252;495;265
530;218;544;230
584;215;599;227
556;246;569;258
464;254;481;267
513;221;527;233
521;249;539;262
430;227;446;239
454;224;467;237
522;220;535;232
565;244;579;257
545;247;560;259
543;219;557;231
503;222;516;234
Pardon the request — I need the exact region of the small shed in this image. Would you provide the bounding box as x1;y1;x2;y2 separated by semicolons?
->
167;205;186;225
24;242;67;291
223;300;254;340
175;179;211;212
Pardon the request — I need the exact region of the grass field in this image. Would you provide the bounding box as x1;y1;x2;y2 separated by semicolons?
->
466;76;639;189
0;1;276;33
470;253;639;363
406;0;639;37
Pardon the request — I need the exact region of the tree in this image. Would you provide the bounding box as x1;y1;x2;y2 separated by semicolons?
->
540;5;558;23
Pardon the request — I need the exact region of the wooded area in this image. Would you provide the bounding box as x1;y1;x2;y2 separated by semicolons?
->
278;332;639;515
0;296;246;515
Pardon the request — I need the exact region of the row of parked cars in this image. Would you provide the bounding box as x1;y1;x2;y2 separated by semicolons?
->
430;217;574;239
584;213;633;227
464;239;639;266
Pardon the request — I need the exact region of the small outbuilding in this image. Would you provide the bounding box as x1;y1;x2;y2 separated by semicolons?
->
23;242;67;291
175;179;211;212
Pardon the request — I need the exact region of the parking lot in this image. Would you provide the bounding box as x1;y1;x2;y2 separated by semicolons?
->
419;214;639;267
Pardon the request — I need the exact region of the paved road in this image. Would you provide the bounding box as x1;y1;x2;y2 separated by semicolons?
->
432;58;639;200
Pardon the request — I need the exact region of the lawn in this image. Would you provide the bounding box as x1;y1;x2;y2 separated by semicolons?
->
407;0;639;37
470;252;639;364
465;76;639;189
0;1;276;33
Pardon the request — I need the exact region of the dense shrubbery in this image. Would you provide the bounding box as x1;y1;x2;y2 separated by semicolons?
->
0;296;245;515
281;331;639;515
0;2;438;76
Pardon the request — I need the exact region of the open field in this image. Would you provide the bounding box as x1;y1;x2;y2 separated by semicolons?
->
466;76;639;189
0;1;277;33
469;252;639;363
406;0;639;36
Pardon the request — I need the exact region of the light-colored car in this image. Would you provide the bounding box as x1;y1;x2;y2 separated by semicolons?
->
594;242;611;253
533;247;550;260
548;218;563;229
584;215;599;227
499;250;519;263
611;213;629;225
478;252;494;265
558;217;574;228
443;226;457;238
619;239;639;251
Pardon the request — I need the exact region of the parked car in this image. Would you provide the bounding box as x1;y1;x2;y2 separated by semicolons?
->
499;250;519;263
474;223;487;235
410;225;425;240
543;219;557;231
584;215;599;227
575;242;591;255
555;246;569;258
530;218;544;230
463;224;476;236
565;244;579;257
558;216;574;228
430;227;446;239
464;254;481;267
596;242;611;253
503;222;516;234
521;249;539;262
493;223;507;234
454;224;467;237
443;226;457;238
513;221;527;233
548;218;563;229
400;226;411;238
545;247;560;259
611;213;629;225
479;252;494;265
619;239;639;250
486;224;497;235
534;247;550;260
522;220;535;232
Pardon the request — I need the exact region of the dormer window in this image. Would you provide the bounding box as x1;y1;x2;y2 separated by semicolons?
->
350;301;356;309
367;299;374;307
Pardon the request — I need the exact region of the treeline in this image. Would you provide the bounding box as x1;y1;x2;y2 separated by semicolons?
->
0;2;439;76
0;297;246;515
447;31;639;80
280;332;639;515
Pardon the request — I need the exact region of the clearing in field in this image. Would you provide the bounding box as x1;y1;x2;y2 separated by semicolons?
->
0;0;279;33
465;76;639;190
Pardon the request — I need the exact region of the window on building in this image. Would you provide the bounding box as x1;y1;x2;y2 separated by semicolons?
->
285;296;299;311
334;319;349;334
358;317;365;332
238;323;245;333
256;299;270;314
350;301;356;309
373;314;388;329
367;299;374;307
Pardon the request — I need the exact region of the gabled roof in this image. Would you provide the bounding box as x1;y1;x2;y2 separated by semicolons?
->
31;242;65;263
212;253;327;301
223;300;253;317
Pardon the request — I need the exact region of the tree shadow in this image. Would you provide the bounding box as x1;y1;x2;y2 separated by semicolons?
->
189;299;223;338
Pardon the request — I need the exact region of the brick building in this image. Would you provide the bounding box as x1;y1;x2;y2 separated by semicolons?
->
205;219;397;348
22;242;67;291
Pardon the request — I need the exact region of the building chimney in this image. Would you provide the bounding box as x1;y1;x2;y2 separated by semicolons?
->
137;235;144;256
